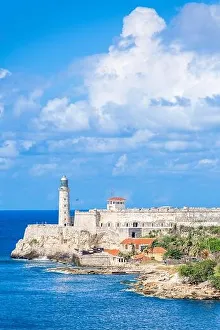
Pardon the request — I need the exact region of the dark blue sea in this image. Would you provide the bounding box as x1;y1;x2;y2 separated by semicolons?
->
0;211;219;330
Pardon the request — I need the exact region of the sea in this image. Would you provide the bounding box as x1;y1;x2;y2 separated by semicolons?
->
0;210;219;330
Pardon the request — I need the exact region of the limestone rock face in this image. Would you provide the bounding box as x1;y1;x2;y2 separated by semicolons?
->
11;224;120;262
132;265;220;300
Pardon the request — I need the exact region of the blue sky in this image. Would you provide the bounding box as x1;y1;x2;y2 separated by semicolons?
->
1;0;220;210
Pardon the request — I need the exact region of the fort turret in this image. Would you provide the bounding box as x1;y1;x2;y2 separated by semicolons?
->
58;176;71;226
107;197;126;211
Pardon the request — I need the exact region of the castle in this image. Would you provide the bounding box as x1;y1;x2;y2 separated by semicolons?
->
11;176;220;263
59;176;220;239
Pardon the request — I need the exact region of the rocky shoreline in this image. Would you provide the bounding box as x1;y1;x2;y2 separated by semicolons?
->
46;266;141;275
128;265;220;300
45;263;220;300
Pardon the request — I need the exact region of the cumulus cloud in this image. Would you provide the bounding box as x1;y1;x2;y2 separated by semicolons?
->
77;6;220;134
37;97;90;132
6;3;220;179
167;3;220;53
35;4;220;139
14;89;43;116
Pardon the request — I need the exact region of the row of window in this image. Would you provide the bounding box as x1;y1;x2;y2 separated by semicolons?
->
100;222;173;228
108;201;124;205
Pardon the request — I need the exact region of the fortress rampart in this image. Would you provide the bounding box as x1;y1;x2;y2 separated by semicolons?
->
10;177;220;261
74;207;220;235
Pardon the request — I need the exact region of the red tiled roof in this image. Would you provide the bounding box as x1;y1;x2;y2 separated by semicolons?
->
133;252;145;260
121;238;155;245
150;247;167;254
107;197;126;201
104;249;120;256
133;247;166;260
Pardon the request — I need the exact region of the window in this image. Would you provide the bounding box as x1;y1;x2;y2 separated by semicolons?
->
116;223;120;227
126;223;129;227
107;223;111;227
125;244;128;250
133;222;138;228
100;223;103;227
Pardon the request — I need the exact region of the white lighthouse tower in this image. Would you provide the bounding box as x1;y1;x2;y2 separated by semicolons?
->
58;176;71;226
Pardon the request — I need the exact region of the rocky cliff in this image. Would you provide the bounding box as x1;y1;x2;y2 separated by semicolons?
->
11;224;120;262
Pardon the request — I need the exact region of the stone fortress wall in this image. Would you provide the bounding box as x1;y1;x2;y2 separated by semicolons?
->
11;176;220;261
74;206;220;239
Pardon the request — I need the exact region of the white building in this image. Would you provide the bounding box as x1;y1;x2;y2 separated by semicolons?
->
58;176;220;239
58;176;71;226
107;197;126;211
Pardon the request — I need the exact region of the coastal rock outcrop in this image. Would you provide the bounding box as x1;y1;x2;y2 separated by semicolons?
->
11;224;120;262
131;265;220;300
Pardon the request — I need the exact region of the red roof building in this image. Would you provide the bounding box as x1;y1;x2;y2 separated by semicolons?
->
107;197;126;211
120;238;156;253
104;249;120;256
121;238;155;246
107;197;126;201
132;247;167;262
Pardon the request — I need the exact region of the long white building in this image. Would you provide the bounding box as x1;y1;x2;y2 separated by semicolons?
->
58;177;220;239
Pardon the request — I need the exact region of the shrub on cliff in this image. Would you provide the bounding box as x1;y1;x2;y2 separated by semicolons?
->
210;275;220;290
206;238;220;252
164;248;183;260
179;259;217;284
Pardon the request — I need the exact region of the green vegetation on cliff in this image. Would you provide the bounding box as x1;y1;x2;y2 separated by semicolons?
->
179;260;220;290
147;226;220;260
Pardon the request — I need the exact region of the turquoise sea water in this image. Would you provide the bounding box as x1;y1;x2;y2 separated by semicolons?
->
0;211;220;330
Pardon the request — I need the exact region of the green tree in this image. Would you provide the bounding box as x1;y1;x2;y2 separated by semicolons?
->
164;248;183;260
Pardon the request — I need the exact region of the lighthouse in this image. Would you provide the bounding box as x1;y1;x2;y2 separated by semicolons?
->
58;176;71;226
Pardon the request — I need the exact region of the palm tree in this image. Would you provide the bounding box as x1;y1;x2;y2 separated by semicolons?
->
189;235;202;257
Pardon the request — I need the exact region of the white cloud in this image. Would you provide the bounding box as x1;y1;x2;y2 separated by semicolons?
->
77;6;220;134
0;141;18;158
14;89;43;116
112;153;148;176
167;3;220;53
112;154;128;175
198;159;218;167
0;68;11;79
0;158;12;170
20;140;35;151
30;163;57;176
38;97;90;132
163;140;201;152
47;129;154;154
0;103;4;117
